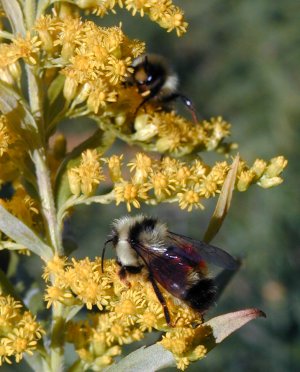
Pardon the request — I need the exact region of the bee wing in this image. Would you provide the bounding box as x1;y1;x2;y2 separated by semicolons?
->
167;231;238;270
133;240;198;299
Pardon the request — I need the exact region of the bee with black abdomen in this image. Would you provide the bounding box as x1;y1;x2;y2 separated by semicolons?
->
130;54;198;123
102;215;238;326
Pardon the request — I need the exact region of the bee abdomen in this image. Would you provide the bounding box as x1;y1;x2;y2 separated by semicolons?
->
184;278;216;312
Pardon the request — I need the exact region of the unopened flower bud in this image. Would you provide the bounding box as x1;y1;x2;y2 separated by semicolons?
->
63;76;78;101
265;156;288;177
258;177;283;188
68;168;81;195
237;170;255;192
251;159;267;179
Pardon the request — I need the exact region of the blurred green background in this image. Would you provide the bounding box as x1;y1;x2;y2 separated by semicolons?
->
4;1;300;371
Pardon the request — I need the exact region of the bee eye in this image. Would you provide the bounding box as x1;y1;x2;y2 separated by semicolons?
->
146;75;153;83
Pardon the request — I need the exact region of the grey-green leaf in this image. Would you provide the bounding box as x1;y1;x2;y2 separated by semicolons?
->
105;344;176;372
1;0;26;36
0;205;53;261
205;308;266;345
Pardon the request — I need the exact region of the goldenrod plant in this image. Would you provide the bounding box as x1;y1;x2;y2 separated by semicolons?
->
0;1;287;371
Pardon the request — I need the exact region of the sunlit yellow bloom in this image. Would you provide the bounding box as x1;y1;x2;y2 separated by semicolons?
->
125;0;151;17
68;149;105;196
54;16;84;60
0;187;40;228
0;341;13;366
237;170;255;192
251;158;267;179
42;255;67;281
265;156;288;177
149;171;176;199
128;152;152;184
114;181;150;211
158;6;188;36
159;327;208;370
12;33;42;65
34;14;59;51
103;154;123;182
177;189;204;211
105;56;133;85
44;286;74;308
87;79;118;113
0;295;44;365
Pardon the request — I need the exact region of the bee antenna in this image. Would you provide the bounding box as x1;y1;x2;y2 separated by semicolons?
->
101;238;113;273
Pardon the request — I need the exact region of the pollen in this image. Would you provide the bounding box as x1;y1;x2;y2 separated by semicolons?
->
114;181;150;211
12;33;42;65
177;189;204;212
68;149;105;196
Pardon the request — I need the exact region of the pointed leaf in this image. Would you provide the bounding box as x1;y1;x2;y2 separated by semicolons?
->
205;308;266;345
105;344;176;372
0;205;53;261
204;154;240;243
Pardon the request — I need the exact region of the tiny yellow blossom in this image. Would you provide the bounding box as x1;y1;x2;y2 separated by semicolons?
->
68;149;105;196
177;189;204;211
12;33;42;65
128;152;153;184
114;181;150;211
0;295;44;365
103;154;124;182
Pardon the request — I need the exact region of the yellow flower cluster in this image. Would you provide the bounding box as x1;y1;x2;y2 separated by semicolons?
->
131;114;232;156
0;294;44;366
68;149;105;196
67;150;287;212
0;186;40;229
0;115;27;184
159;326;210;370
44;256;207;369
73;0;188;36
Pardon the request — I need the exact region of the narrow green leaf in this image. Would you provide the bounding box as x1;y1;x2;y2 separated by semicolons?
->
48;74;65;105
204;154;240;243
205;308;266;345
1;0;26;36
64;305;84;322
0;205;53;261
105;344;176;372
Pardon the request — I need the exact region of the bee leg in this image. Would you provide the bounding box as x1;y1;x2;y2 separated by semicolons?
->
118;266;131;288
148;273;172;327
134;94;152;118
164;92;198;124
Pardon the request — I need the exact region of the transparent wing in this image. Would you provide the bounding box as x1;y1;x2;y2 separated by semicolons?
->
167;231;238;270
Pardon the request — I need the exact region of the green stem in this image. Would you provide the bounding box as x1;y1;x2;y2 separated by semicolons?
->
50;302;65;372
57;191;115;230
33;148;63;255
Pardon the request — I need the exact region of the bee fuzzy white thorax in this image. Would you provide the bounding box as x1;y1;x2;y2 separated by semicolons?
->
112;215;167;266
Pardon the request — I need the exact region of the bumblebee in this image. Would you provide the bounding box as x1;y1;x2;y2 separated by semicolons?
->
131;54;198;122
102;215;238;325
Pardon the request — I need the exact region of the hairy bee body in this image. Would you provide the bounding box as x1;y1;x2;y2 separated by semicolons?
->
104;216;237;324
